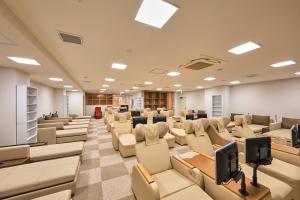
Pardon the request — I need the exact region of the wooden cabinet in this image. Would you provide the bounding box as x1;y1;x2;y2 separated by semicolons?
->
86;94;113;105
143;91;174;110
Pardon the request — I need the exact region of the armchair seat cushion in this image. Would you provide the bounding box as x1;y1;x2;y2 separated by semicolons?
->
264;129;291;141
0;156;80;199
30;142;84;162
56;128;87;138
162;185;212;200
170;128;187;145
63;124;89;130
248;124;268;133
32;190;71;200
152;169;194;198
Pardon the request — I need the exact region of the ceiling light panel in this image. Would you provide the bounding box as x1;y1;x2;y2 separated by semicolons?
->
64;85;73;88
157;88;162;91
204;76;216;81
7;56;40;65
167;71;181;77
294;72;300;75
135;0;178;29
174;84;181;87
230;81;240;84
49;77;63;82
105;78;115;82
102;84;109;88
144;81;153;85
112;63;127;70
228;42;261;55
132;86;139;89
196;86;204;89
271;60;296;68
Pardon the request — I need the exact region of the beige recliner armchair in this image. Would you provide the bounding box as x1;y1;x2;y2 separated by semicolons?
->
132;123;213;200
170;120;194;145
232;115;257;138
111;113;136;157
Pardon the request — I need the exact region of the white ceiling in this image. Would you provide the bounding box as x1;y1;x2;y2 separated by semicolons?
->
1;0;300;93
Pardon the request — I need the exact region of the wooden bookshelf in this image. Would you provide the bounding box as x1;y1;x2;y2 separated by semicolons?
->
143;91;174;110
86;93;113;105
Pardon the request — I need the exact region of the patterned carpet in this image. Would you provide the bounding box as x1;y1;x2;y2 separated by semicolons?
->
73;119;191;200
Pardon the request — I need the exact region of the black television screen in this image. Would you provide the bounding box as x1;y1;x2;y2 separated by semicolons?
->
215;142;239;185
131;111;141;117
291;125;300;148
186;114;194;120
197;113;207;119
153;116;166;124
132;117;147;128
245;137;272;165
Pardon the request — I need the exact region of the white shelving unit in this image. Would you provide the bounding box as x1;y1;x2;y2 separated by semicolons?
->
212;95;223;117
17;85;38;144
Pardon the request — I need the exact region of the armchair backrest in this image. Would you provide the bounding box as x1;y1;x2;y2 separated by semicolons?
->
281;117;300;129
113;120;132;134
252;115;270;126
183;120;194;134
38;127;56;144
0;145;30;162
135;124;172;175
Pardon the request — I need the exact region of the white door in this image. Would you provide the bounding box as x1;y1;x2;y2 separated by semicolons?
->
179;96;187;112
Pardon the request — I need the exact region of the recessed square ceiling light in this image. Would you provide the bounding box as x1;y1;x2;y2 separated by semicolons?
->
204;77;216;81
230;80;241;84
72;89;78;92
105;78;115;82
102;84;109;88
49;77;63;82
132;86;139;89
228;41;261;55
135;0;178;29
100;88;106;91
120;92;124;94
7;56;40;65
112;63;127;70
174;84;181;87
144;81;153;85
294;72;300;75
271;60;296;68
176;89;182;92
157;88;162;91
125;89;130;92
64;85;72;88
196;86;204;89
100;91;104;93
167;71;181;77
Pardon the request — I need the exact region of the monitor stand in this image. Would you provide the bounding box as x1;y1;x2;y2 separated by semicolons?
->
251;164;259;187
233;171;248;196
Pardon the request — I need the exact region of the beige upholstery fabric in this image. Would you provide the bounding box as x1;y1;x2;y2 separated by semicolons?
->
248;124;268;133
0;145;29;162
252;115;270;126
186;134;215;157
216;118;226;133
118;134;136;157
193;119;206;137
0;156;80;199
162;185;212;200
38;128;57;144
184;120;194;134
113;121;132;134
156;122;169;138
63;124;89;130
232;126;256;138
135;139;172;174
68;121;89;125
57;135;87;144
152;169;194;198
135;124;146;142
144;124;160;146
164;133;175;148
56;128;87;138
30;142;84;162
170;128;187;145
38;123;64;130
32;190;71;200
264;129;291;141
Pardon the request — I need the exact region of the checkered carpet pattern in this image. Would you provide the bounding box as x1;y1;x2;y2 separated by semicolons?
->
73;119;191;200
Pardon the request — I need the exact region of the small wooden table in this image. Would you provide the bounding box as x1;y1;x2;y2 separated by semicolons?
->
272;142;299;155
185;154;270;200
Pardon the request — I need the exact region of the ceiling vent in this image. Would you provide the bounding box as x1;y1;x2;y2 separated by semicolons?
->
180;55;225;70
149;68;168;74
246;74;259;78
58;31;83;45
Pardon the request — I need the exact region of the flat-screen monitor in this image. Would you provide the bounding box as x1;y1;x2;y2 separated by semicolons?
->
197;113;207;119
245;137;272;165
119;107;128;112
131;111;141;117
216;142;239;185
132;117;147;128
153;116;166;124
186;114;194;120
291;125;300;148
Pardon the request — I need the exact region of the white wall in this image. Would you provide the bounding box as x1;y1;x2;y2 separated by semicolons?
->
30;81;54;117
67;91;84;116
174;90;205;115
229;78;300;120
0;67;29;146
53;89;65;117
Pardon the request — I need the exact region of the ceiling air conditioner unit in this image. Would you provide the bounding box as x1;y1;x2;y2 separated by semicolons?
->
180;55;225;70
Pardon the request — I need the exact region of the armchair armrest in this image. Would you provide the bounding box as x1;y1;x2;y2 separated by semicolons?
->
137;163;154;184
269;122;282;131
38;122;64;130
0;145;30;162
37;127;56;144
132;165;159;200
212;144;222;151
171;155;204;187
111;129;119;151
